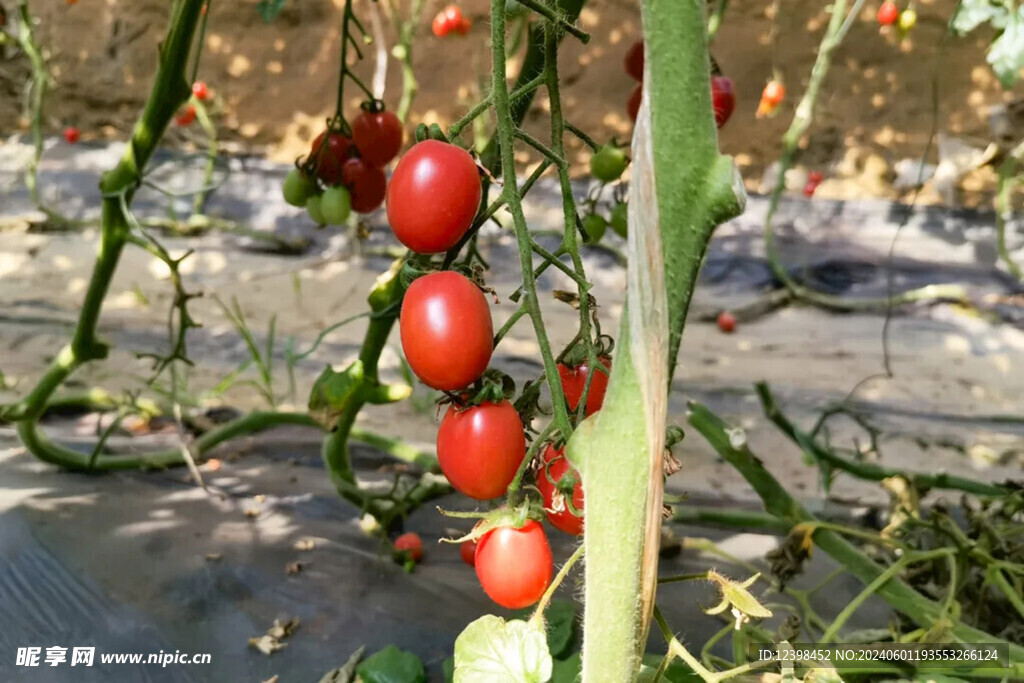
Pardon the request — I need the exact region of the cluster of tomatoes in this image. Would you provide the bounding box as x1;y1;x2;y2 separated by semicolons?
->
431;4;470;37
382;137;613;607
623;40;737;129
282;101;403;225
877;2;917;31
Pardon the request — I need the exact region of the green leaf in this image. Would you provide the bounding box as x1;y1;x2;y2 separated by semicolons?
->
549;652;581;682
512;599;577;658
443;656;455;683
987;8;1024;88
356;645;426;683
256;0;287;23
308;361;365;430
453;615;552;682
950;0;1010;34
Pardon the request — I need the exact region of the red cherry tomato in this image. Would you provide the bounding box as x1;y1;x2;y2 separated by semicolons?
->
341;158;387;214
808;170;825;185
460;539;478;566
762;80;785;107
557;356;611;417
803;182;818;198
475;521;552;609
711;76;736;129
63;127;80;144
192;81;209;101
627;83;642;122
309;131;353;186
175;105;196;126
386;140;481;254
352;106;403;168
437;400;526;500
624;40;644;81
877;1;899;26
717;311;736;334
394;532;423;562
536;445;584;536
432;5;468;37
399;271;492;391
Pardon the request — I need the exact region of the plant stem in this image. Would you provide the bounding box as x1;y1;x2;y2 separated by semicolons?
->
756;382;1011;497
489;0;572;439
529;542;585;629
995;144;1023;281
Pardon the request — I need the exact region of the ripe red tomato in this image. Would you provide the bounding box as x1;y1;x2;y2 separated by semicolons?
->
394;532;424;562
386;140;481;254
460;539;477;566
624;40;644;81
536;445;584;536
803;182;818;198
557;356;611;417
192;81;209;101
627;83;642;122
808;170;825;185
711;76;736;129
341;158;387;213
352;107;403;168
877;1;899;26
400;271;492;391
63;127;80;144
309;131;353;186
437;400;525;499
717;311;736;333
175;105;196;127
475;521;552;609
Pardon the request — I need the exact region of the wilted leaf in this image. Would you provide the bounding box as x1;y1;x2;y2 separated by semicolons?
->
453;616;551;682
248;635;286;656
308;362;365;430
317;645;364;683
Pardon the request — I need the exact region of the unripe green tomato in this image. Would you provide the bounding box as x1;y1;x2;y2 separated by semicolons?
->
610;202;628;238
898;8;916;30
589;145;628;183
283;168;316;207
306;194;326;225
321;185;352;225
582;214;607;243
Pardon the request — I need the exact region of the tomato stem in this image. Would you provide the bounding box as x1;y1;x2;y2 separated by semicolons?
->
528;541;585;629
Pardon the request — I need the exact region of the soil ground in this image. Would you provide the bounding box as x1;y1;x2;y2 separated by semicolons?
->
2;0;1023;206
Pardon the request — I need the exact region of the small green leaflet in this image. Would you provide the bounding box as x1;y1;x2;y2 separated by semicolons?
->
453;616;552;682
511;599;577;658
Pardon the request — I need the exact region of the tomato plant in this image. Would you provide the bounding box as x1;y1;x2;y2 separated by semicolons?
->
474;520;552;609
386;140;481;254
399;271;492;391
536;445;584;536
436;400;526;500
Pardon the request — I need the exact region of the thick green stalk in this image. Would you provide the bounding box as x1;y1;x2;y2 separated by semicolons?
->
994;143;1023;281
572;2;745;680
687;401;1024;677
5;0;205;465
